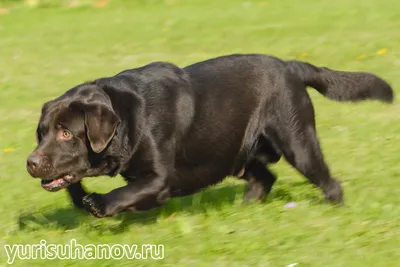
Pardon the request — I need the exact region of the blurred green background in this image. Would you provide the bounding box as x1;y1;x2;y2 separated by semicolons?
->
0;0;399;266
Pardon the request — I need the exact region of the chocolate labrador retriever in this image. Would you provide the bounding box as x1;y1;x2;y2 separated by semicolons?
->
26;54;394;217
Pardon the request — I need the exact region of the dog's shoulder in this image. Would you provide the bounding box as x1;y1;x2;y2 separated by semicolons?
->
115;61;188;83
92;61;190;96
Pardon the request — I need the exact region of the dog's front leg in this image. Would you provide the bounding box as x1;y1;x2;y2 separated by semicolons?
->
82;175;169;218
67;182;88;209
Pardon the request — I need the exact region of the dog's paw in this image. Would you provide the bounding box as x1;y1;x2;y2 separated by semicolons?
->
323;180;344;205
82;193;106;218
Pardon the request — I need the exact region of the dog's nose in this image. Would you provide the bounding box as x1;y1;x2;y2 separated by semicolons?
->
27;154;43;177
27;155;41;169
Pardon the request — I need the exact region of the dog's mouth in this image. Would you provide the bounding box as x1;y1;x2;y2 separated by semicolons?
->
41;174;76;192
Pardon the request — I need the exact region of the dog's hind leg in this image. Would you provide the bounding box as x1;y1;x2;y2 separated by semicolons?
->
241;159;277;203
237;133;281;203
279;129;343;204
274;79;344;204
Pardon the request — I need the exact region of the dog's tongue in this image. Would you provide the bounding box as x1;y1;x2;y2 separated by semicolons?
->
41;178;66;191
49;178;65;186
41;175;74;191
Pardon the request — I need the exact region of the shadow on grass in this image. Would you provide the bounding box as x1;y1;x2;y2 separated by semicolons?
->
18;181;298;233
18;184;244;232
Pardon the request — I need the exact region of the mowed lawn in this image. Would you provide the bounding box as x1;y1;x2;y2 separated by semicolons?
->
0;0;399;266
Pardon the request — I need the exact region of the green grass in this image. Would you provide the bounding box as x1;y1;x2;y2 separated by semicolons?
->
0;0;399;266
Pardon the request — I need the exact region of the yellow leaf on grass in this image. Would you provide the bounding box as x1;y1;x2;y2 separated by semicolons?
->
297;52;308;58
356;54;366;60
25;0;40;7
259;2;268;7
0;8;9;15
4;147;14;153
68;0;80;8
92;0;108;8
376;48;387;55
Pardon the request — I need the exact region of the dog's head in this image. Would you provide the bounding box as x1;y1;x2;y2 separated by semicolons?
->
26;83;121;192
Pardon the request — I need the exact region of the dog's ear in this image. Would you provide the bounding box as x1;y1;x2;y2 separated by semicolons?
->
70;100;121;153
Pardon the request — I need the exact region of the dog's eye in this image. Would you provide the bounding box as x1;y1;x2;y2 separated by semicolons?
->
62;130;72;139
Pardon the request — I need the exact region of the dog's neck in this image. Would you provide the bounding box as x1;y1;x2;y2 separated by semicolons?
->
94;81;146;177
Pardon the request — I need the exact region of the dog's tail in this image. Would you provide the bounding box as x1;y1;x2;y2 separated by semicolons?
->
286;60;394;103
